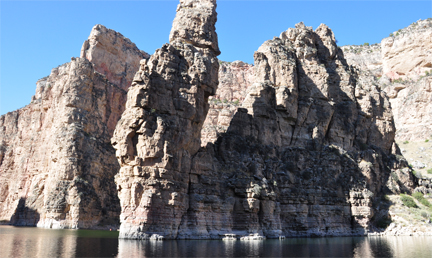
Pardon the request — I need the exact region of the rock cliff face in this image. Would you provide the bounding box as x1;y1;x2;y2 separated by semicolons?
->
113;0;412;237
111;0;220;239
184;22;411;239
341;19;432;141
381;19;432;81
0;25;147;229
201;61;254;145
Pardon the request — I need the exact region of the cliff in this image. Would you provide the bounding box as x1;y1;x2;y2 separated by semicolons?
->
0;24;147;229
0;0;423;238
112;0;413;239
341;19;432;141
112;0;220;239
201;61;254;145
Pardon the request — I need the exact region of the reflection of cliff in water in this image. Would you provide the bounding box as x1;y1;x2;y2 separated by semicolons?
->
1;226;432;258
116;236;432;258
0;226;118;258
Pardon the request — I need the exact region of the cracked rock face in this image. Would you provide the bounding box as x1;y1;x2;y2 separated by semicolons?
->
183;22;411;239
201;61;254;145
113;6;412;238
111;0;220;239
0;25;146;229
341;19;432;141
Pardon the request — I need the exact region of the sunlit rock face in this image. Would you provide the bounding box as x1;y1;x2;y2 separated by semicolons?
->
341;19;432;141
111;0;220;239
0;24;147;229
113;0;412;238
201;61;254;146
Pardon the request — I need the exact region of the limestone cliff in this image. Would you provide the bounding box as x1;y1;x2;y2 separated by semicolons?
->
113;0;412;237
341;19;432;141
0;24;147;229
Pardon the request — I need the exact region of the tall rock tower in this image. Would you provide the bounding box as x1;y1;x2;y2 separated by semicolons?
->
112;0;220;239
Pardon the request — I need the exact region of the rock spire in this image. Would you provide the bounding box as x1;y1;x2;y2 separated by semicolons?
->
111;0;220;239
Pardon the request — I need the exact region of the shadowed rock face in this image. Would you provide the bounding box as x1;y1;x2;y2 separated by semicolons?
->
111;0;220;239
0;25;147;229
184;22;412;239
113;0;412;238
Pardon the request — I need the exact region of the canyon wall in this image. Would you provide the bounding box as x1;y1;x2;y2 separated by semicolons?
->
201;61;254;145
111;0;220;239
0;0;423;239
341;19;432;141
113;0;413;238
0;25;147;229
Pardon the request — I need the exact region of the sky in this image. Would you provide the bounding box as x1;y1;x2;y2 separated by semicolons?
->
1;0;431;115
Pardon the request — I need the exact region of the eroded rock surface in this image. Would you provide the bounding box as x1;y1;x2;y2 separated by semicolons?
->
382;19;432;80
201;61;254;145
341;19;432;141
184;22;411;239
0;24;146;229
112;0;220;239
114;6;412;238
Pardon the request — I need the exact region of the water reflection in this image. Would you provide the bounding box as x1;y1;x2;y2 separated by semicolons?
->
116;236;432;257
0;226;118;258
2;225;432;257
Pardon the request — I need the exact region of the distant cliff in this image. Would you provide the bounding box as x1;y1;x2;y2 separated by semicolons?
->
0;24;147;229
341;19;432;141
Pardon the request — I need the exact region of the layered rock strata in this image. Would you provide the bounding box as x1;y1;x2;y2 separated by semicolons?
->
114;6;413;238
112;0;220;239
0;24;147;229
183;22;412;239
201;61;254;145
341;19;432;141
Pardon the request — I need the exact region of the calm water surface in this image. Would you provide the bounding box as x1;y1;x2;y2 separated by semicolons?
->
1;225;432;257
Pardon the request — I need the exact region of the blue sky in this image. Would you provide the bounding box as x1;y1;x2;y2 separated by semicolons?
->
1;0;431;115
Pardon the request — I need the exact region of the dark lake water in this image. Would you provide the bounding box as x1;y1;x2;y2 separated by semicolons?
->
1;226;432;257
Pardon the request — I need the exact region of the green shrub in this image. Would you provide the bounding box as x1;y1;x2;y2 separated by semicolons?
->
363;42;370;46
390;33;394;37
413;192;432;208
400;194;419;208
426;139;429;142
427;169;432;174
391;172;399;182
403;140;409;144
421;211;429;219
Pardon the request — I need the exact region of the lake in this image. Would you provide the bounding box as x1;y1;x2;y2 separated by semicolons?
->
1;225;432;257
